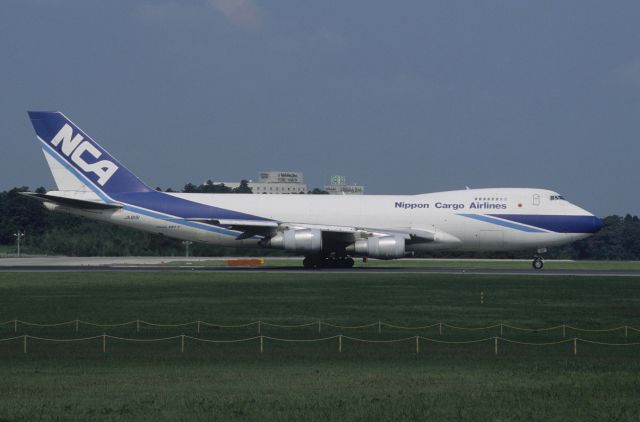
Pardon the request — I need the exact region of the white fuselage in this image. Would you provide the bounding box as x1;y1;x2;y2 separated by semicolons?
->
47;187;599;254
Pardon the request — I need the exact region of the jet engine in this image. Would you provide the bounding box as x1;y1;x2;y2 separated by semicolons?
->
345;235;406;259
267;229;323;253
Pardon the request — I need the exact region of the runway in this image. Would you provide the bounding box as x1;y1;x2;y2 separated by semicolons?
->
1;257;639;276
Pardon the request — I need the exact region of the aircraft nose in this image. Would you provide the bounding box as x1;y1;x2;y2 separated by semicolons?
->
592;216;605;233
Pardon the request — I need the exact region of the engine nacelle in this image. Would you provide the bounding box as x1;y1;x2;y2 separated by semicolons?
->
267;229;323;253
346;235;406;259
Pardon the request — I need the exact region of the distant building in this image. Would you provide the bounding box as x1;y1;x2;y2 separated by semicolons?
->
216;171;308;194
324;175;364;195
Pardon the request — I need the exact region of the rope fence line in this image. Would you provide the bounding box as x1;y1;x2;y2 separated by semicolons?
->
381;323;441;330
260;321;318;328
576;338;640;346
15;321;76;327
498;337;575;346
441;323;502;331
138;321;194;327
78;320;138;327
4;334;640;355
564;325;627;333
2;319;639;336
320;322;380;329
501;324;564;332
198;321;259;328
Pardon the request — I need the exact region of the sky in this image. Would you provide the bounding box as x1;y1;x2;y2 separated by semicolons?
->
1;0;639;216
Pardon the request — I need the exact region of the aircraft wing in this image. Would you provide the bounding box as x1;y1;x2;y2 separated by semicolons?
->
276;223;438;243
181;217;440;243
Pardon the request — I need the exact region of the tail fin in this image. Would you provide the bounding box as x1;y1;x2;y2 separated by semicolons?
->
28;111;152;196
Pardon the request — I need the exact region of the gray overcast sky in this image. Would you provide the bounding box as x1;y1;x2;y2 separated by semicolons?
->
1;1;639;216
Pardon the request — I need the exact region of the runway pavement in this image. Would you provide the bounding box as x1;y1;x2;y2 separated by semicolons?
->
0;257;639;276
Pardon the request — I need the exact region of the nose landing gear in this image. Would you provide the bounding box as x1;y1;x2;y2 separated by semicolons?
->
532;255;544;270
532;248;547;270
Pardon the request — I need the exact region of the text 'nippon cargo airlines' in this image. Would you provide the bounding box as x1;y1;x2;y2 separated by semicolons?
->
23;112;604;269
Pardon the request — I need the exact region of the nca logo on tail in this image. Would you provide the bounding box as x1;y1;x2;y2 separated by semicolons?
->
50;124;118;186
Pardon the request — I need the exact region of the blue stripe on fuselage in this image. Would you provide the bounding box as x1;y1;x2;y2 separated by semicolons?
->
459;214;547;233
488;214;603;234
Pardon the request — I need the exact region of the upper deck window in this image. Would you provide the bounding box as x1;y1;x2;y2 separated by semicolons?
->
550;195;566;201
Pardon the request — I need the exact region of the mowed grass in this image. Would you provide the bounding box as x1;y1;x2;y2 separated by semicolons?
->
0;272;639;421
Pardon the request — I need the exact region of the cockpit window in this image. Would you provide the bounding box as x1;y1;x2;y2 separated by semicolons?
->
550;195;566;201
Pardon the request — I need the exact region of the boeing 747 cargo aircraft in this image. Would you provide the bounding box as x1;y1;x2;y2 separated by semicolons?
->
23;112;603;269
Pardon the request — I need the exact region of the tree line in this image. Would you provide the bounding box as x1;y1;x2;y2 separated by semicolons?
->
1;185;639;259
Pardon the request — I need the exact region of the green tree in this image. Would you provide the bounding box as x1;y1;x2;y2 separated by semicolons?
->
233;180;253;194
309;188;329;194
183;183;198;193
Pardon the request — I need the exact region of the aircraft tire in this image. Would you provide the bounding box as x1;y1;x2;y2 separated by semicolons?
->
532;258;544;270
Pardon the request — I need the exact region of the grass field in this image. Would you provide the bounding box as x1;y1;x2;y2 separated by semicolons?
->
1;271;639;421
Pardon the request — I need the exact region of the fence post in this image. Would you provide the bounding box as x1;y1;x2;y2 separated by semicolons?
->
494;337;498;355
416;336;419;354
258;320;261;335
500;323;503;336
197;320;200;334
573;338;577;356
378;321;381;334
625;325;628;338
136;320;140;333
318;320;321;333
339;335;342;353
75;319;79;333
181;335;185;353
102;334;106;353
260;335;263;353
562;324;566;338
23;335;27;354
439;322;442;336
14;319;17;333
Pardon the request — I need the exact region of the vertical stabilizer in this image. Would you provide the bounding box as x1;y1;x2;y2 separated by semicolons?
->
28;111;152;196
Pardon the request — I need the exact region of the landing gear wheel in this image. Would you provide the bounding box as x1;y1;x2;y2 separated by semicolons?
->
532;257;544;270
336;257;355;268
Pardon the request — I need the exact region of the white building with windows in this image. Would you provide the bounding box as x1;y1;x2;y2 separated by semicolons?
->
216;171;308;194
323;175;364;195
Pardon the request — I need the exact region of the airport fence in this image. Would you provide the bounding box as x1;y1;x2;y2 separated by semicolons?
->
1;319;639;338
0;333;639;356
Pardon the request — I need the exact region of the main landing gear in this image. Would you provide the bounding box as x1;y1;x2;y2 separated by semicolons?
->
303;255;355;269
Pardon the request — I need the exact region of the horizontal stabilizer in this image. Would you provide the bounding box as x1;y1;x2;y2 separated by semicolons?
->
20;192;123;210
